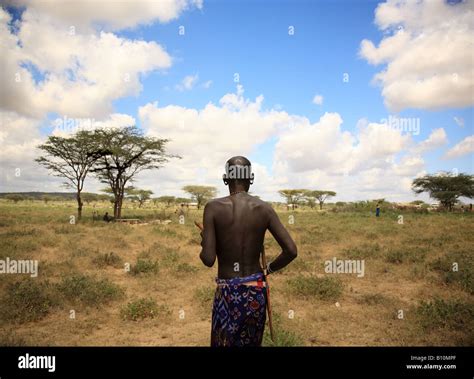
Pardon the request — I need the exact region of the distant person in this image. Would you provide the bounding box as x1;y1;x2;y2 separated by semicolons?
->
103;212;112;222
199;156;297;347
470;203;472;212
375;202;381;217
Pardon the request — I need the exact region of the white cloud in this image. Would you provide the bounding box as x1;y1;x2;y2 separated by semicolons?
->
137;86;424;201
0;8;172;119
7;0;203;30
360;0;474;111
444;135;474;159
274;114;412;177
312;94;323;105
51;113;137;137
0;79;435;202
0;111;141;192
453;116;465;128
176;74;199;91
0;111;64;192
138;85;292;198
202;80;213;89
413;128;448;153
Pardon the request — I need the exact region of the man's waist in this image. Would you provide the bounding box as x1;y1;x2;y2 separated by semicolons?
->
216;272;265;287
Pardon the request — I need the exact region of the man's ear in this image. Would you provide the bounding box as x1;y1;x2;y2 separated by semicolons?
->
222;174;229;186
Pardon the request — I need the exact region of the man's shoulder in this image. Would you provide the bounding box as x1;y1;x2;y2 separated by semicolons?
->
205;197;228;208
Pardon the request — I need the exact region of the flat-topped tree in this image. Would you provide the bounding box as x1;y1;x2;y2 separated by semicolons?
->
155;195;176;207
125;186;153;208
304;190;337;210
36;130;106;220
91;126;177;218
412;172;473;211
182;185;217;209
278;189;307;208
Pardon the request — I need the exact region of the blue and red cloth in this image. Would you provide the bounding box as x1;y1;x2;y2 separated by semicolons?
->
211;272;267;347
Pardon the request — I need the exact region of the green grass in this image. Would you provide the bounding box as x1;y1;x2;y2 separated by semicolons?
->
56;274;123;306
120;298;169;321
129;258;159;276
343;243;382;259
175;262;198;274
287;276;343;301
357;293;391;306
385;247;427;264
194;286;215;310
430;251;473;294
263;326;304;346
415;298;474;334
92;252;123;269
0;280;56;323
0;330;27;346
262;313;304;346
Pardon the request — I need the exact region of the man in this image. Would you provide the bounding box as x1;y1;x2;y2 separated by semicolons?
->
199;156;297;347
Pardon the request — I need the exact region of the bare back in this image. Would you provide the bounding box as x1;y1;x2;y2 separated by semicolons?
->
200;192;297;279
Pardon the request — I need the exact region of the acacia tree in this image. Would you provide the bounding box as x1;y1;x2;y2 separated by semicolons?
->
5;194;25;203
125;186;153;208
92;126;176;218
304;190;336;210
278;189;307;207
155;196;176;207
412;172;473;211
36;131;105;219
182;185;217;209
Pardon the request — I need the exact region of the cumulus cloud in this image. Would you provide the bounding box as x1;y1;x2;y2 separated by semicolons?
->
0;8;172;119
137;86;426;201
51;113;137;137
444;135;474;159
6;0;203;30
413;128;448;153
360;0;474;111
0;111;63;191
312;94;323;105
176;74;199;91
274;114;411;176
138;85;292;198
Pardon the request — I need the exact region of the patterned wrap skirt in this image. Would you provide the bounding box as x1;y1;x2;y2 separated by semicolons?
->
211;272;267;347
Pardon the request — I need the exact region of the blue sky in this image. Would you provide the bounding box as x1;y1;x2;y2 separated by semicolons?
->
116;0;472;174
1;0;473;201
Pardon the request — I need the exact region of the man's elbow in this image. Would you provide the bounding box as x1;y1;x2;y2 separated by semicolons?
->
287;243;298;260
200;251;215;267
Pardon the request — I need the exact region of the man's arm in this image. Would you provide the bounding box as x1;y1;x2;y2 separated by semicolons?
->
199;202;217;267
266;206;297;272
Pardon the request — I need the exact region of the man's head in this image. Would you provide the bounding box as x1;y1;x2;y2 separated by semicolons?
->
223;156;254;193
